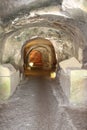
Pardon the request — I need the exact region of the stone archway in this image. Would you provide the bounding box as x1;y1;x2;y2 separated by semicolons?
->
21;37;57;77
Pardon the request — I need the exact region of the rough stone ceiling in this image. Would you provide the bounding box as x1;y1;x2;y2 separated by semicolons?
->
0;0;62;19
0;0;87;20
0;0;87;68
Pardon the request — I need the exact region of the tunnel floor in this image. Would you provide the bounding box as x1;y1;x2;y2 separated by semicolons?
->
0;76;87;130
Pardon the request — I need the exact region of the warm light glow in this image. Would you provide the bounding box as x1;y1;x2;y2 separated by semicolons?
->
29;62;34;67
50;72;56;79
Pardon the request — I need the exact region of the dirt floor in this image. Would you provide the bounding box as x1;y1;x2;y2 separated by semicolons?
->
0;76;87;130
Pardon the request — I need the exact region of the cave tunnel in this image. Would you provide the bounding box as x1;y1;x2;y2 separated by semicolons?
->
21;37;57;78
0;1;87;129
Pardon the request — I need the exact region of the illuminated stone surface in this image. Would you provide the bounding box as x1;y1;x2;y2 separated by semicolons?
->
59;57;87;105
0;64;19;103
0;65;10;102
62;0;87;12
70;69;87;105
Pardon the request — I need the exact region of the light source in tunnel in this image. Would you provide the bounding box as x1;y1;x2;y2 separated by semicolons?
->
50;72;56;79
29;62;34;67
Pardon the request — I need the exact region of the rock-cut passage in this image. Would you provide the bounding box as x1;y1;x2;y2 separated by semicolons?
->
21;37;57;77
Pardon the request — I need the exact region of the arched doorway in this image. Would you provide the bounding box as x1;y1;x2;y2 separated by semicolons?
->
21;37;57;78
29;50;43;67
